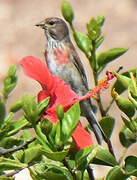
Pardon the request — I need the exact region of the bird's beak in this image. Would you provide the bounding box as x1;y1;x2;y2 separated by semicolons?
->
35;21;45;29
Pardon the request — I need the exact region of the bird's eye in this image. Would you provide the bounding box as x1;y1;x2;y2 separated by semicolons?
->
48;21;55;25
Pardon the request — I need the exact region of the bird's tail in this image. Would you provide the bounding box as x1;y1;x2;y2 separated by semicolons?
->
80;100;115;157
80;100;104;144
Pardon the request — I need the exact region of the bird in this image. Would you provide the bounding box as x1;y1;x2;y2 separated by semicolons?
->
36;17;105;145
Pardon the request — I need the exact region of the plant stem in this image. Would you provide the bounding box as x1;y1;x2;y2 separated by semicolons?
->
105;99;114;114
0;137;36;155
93;71;105;116
87;164;95;180
63;159;77;180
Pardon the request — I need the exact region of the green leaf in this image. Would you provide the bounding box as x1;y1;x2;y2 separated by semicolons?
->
38;97;49;115
35;123;53;152
121;116;137;133
92;145;117;167
114;94;135;118
0;100;6;127
29;163;73;180
95;36;104;49
75;146;97;170
97;48;128;67
99;116;115;139
44;165;73;180
7;117;29;136
2;65;18;99
119;126;137;147
106;166;128;180
10;99;22;112
113;72;131;90
20;130;33;142
73;30;92;58
128;89;137;109
40;118;56;144
8;65;16;77
42;149;69;161
55;121;61;146
0;177;14;180
56;104;64;120
23;145;43;164
124;156;137;177
13;150;24;162
29;166;43;180
0;137;23;149
87;18;101;40
61;103;80;143
0;157;27;172
4;112;14;124
22;95;39;124
112;68;137;94
61;1;74;24
96;15;105;26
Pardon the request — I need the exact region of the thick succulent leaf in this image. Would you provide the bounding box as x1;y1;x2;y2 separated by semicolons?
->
112;68;137;94
114;94;135;118
99;116;115;139
10;99;22;112
128;89;137;109
75;146;97;170
42;149;69;161
119;126;137;148
73;30;92;58
92;146;117;167
106;166;128;180
24;145;43;164
121;116;137;133
61;103;80;143
97;48;128;67
87;18;101;40
95;36;104;49
0;137;23;149
0;157;27;172
61;1;74;24
29;163;73;180
7;117;29;136
124;156;137;177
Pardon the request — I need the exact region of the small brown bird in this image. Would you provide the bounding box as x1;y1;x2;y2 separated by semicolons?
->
36;17;104;144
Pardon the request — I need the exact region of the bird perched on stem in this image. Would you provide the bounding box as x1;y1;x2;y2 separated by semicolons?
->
36;17;114;155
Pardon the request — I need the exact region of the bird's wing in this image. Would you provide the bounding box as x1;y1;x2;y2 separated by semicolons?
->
67;43;89;91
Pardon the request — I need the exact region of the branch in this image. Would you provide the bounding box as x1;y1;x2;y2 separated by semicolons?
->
0;137;36;156
63;159;77;180
87;164;95;180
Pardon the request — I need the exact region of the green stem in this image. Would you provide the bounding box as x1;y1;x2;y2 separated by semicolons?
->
93;71;105;117
105;99;114;114
91;40;98;71
91;40;105;117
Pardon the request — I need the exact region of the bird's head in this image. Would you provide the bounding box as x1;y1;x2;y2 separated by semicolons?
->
36;17;69;41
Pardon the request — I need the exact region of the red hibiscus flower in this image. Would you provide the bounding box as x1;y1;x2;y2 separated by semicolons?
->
20;56;93;149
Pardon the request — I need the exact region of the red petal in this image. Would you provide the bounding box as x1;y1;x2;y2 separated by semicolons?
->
38;90;50;102
51;76;78;109
20;56;54;90
72;122;93;149
44;113;58;124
